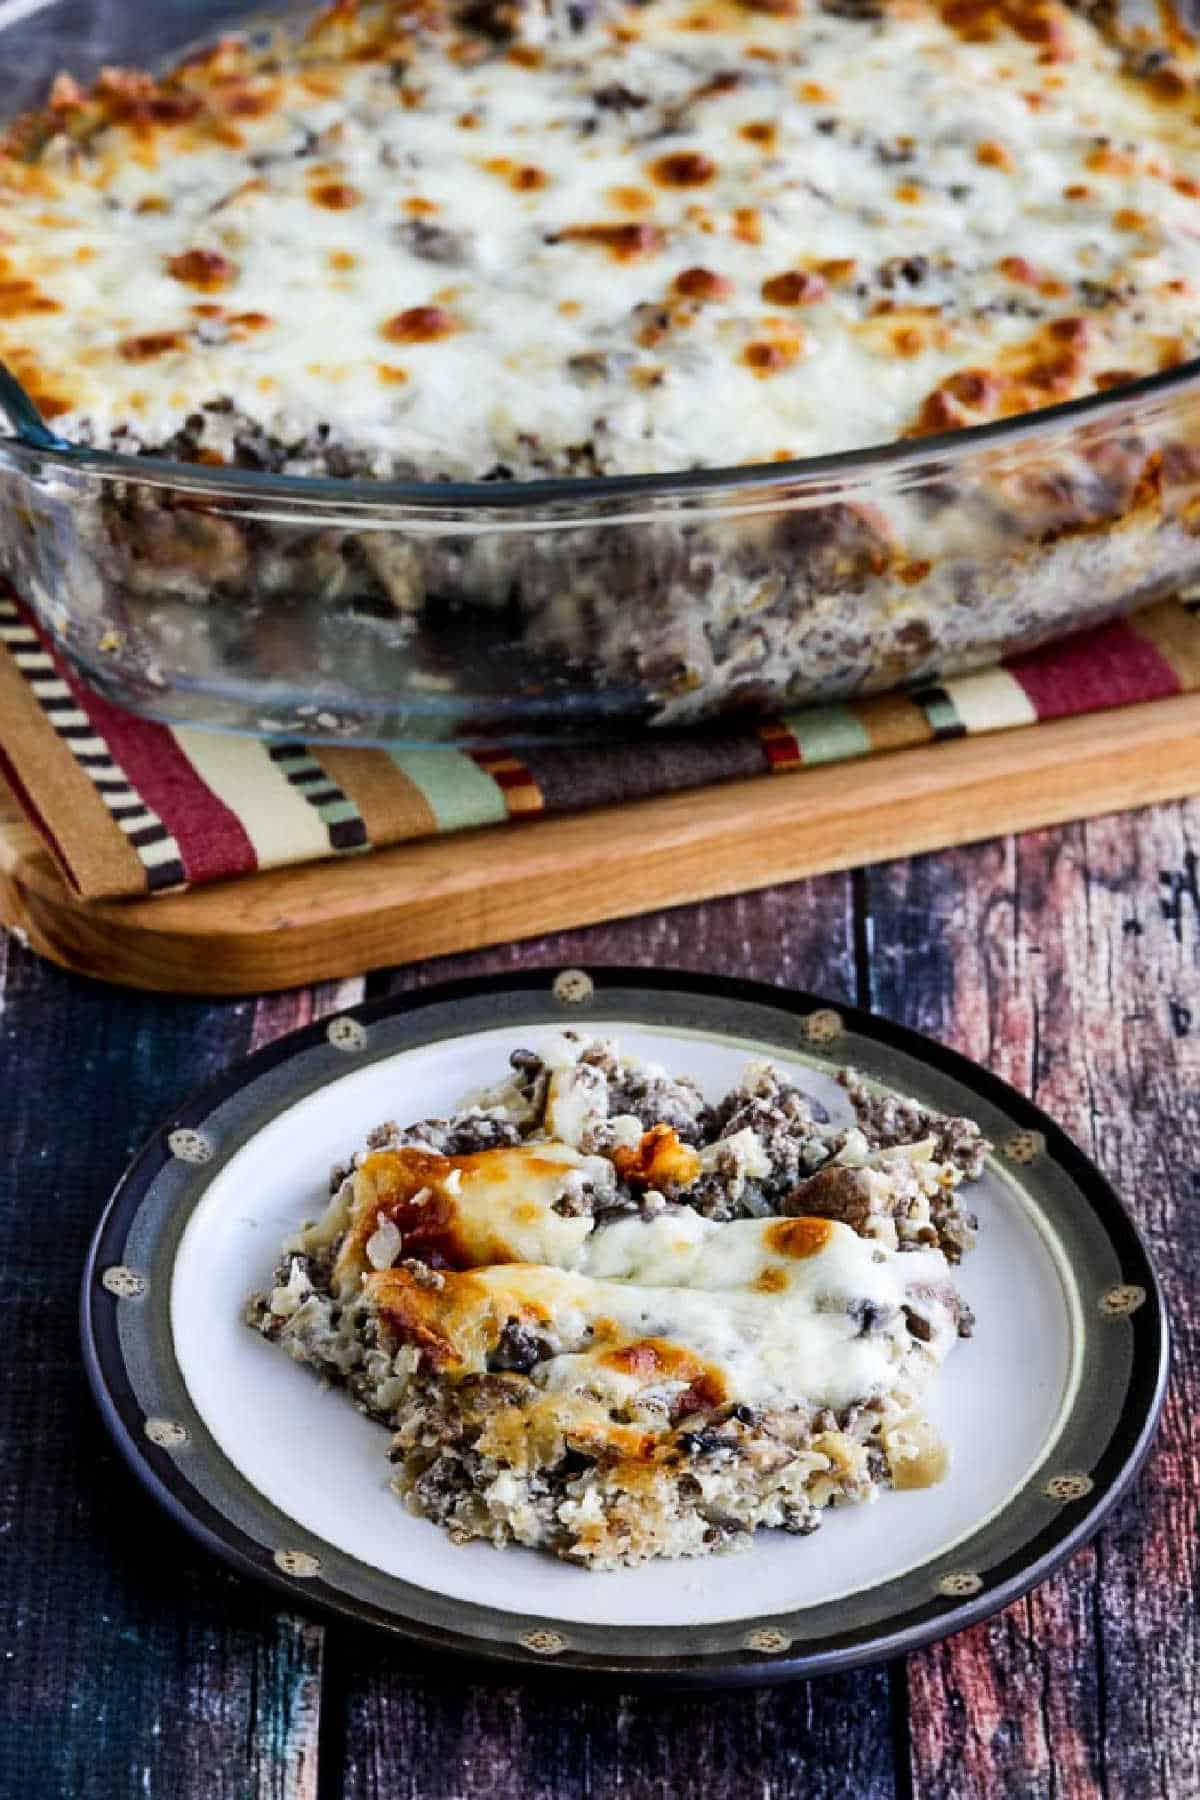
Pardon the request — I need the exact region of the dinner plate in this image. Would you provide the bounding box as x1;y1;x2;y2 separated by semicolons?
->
81;968;1168;1685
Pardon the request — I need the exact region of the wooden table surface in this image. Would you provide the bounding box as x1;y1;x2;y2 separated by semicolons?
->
2;803;1197;1798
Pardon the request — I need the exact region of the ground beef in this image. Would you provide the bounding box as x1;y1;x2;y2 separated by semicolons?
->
365;1111;524;1155
782;1165;877;1231
906;1281;975;1339
577;1041;710;1142
489;1319;549;1372
498;1037;710;1146
688;1063;835;1217
552;1159;621;1217
837;1069;986;1180
928;1196;980;1267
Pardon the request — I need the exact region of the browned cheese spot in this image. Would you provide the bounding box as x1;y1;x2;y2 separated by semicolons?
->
364;1266;488;1372
228;311;274;337
600;1338;728;1416
650;151;718;187
118;330;187;360
743;336;803;374
997;253;1068;296
764;1216;834;1258
221;81;279;118
611;1126;702;1190
482;157;548;192
673;265;734;299
0;279;61;319
380;305;460;343
309;181;363;210
939;0;1073;63
975;139;1014;169
165;247;236;290
739;120;778;148
608;185;653;213
555;223;666;260
761;269;827;305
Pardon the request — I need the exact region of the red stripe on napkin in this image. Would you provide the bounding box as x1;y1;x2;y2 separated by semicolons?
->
1008;617;1181;720
26;618;259;885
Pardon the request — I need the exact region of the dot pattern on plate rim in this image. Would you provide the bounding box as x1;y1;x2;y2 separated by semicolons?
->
1099;1284;1147;1317
167;1128;212;1164
144;1417;189;1449
101;1265;145;1298
552;969;594;1004
743;1628;792;1653
326;1016;367;1052
802;1008;844;1045
936;1571;983;1597
274;1548;322;1578
1003;1129;1045;1165
518;1629;568;1655
1042;1472;1095;1502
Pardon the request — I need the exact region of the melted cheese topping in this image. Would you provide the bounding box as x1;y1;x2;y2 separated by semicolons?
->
367;1214;958;1411
356;1159;964;1425
331;1142;603;1291
4;0;1200;473
319;1141;964;1417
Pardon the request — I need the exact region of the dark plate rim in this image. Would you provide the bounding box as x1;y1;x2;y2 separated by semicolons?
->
80;965;1170;1687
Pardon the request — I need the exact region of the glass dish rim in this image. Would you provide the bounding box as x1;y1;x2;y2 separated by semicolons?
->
3;351;1200;514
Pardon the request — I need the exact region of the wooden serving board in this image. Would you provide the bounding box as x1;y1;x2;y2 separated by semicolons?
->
5;690;1200;995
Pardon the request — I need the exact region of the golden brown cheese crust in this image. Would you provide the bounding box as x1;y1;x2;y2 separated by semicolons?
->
333;1142;597;1291
368;1262;729;1419
609;1125;702;1191
5;0;1200;473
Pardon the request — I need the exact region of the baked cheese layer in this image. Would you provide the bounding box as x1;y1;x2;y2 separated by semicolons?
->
3;0;1200;476
292;1135;965;1414
365;1212;962;1415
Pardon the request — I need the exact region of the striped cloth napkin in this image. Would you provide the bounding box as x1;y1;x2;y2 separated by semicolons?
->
3;578;1200;901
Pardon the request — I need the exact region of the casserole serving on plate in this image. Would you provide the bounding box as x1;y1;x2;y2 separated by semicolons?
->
3;0;1200;743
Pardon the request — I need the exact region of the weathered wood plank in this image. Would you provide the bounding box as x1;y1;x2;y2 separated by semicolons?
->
0;942;360;1799
242;979;367;1800
373;879;858;1001
0;943;258;1797
334;1651;898;1800
333;883;900;1800
246;1618;326;1800
864;810;1200;1800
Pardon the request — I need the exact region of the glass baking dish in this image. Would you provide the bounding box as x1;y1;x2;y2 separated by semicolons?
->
3;0;1200;746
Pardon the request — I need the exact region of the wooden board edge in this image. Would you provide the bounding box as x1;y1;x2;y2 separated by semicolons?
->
4;693;1200;994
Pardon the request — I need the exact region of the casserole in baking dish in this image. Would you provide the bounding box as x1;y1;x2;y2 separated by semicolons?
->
3;0;1200;741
